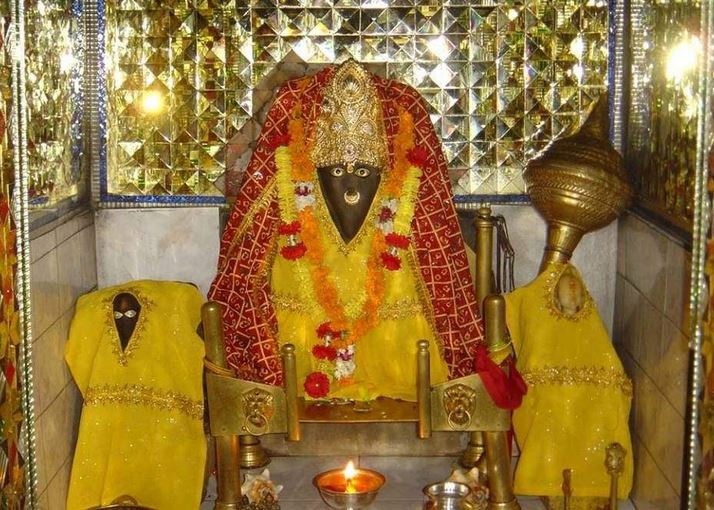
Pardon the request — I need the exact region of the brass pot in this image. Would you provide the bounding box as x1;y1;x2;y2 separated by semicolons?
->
88;495;154;510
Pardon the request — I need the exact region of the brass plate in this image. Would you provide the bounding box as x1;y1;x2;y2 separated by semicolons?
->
299;397;418;423
205;373;287;437
430;375;510;432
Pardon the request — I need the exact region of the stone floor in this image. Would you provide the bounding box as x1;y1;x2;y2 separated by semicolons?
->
201;456;637;510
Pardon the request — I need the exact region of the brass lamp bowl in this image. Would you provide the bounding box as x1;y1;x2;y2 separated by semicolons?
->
88;495;154;510
524;94;633;269
313;467;385;510
89;506;153;510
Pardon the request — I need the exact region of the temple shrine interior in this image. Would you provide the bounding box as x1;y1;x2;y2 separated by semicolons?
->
0;0;711;509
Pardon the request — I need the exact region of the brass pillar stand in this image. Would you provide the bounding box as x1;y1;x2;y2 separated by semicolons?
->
482;296;519;510
461;206;495;471
484;430;519;510
202;303;243;510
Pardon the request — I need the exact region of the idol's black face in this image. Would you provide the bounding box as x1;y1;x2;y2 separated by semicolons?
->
317;162;381;244
113;292;141;350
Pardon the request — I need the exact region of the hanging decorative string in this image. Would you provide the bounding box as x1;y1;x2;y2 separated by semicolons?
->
493;214;515;295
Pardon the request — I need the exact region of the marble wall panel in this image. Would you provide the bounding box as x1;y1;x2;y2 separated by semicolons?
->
30;210;97;503
95;208;220;297
615;211;690;508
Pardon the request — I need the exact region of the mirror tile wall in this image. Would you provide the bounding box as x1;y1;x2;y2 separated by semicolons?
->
26;0;85;211
101;0;609;204
626;0;701;231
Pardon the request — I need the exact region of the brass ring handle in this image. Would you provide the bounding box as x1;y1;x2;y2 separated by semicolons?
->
243;412;269;436
447;407;472;431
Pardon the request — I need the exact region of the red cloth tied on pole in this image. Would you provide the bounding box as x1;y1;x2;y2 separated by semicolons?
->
474;344;527;410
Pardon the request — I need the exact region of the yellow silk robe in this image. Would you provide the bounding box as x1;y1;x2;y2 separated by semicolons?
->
65;280;206;510
271;189;449;402
505;263;633;499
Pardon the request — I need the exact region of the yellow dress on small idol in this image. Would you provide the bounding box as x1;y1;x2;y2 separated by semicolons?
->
270;186;449;402
505;263;633;499
65;280;206;510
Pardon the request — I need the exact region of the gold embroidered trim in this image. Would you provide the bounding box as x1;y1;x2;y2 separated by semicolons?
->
271;292;318;315
522;366;633;397
225;179;277;261
103;287;155;366
542;263;594;322
271;292;424;321
260;231;282;340
377;298;423;320
84;384;204;420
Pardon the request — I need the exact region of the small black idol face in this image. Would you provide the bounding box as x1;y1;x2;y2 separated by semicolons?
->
113;292;141;350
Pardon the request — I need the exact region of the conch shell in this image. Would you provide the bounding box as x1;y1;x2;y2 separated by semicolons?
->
241;468;284;504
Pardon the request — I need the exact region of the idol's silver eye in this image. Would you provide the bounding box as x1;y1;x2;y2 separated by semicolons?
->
355;167;371;178
331;166;345;177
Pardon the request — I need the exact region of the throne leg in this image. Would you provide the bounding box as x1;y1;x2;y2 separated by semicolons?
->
467;206;496;473
484;430;519;510
215;434;242;510
202;302;244;508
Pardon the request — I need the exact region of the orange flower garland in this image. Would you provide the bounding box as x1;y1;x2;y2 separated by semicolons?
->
274;97;422;395
384;110;415;196
285;107;414;349
298;207;349;330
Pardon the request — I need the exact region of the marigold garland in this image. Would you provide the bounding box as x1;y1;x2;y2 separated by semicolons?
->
274;97;426;394
281;243;306;260
381;252;402;271
385;232;410;249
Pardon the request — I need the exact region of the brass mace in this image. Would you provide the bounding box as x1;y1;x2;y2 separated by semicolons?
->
524;94;633;272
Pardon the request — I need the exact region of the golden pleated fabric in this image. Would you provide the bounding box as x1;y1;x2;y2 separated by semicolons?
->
505;263;633;498
65;280;206;510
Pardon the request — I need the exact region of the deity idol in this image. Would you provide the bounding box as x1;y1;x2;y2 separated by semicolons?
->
506;96;634;504
209;60;505;402
65;281;206;510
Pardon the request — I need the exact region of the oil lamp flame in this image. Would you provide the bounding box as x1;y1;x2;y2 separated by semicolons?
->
344;461;357;493
344;461;357;479
314;462;385;509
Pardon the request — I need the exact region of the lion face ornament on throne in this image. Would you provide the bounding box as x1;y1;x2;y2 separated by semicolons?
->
209;60;516;403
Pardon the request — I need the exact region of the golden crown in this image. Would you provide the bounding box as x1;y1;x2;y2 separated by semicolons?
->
310;60;388;171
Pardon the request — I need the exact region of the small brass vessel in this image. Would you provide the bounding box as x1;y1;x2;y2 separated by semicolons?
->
423;481;471;509
313;467;385;510
89;495;154;509
524;94;633;270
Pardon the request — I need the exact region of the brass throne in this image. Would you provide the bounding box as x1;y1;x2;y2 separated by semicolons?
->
201;205;517;510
